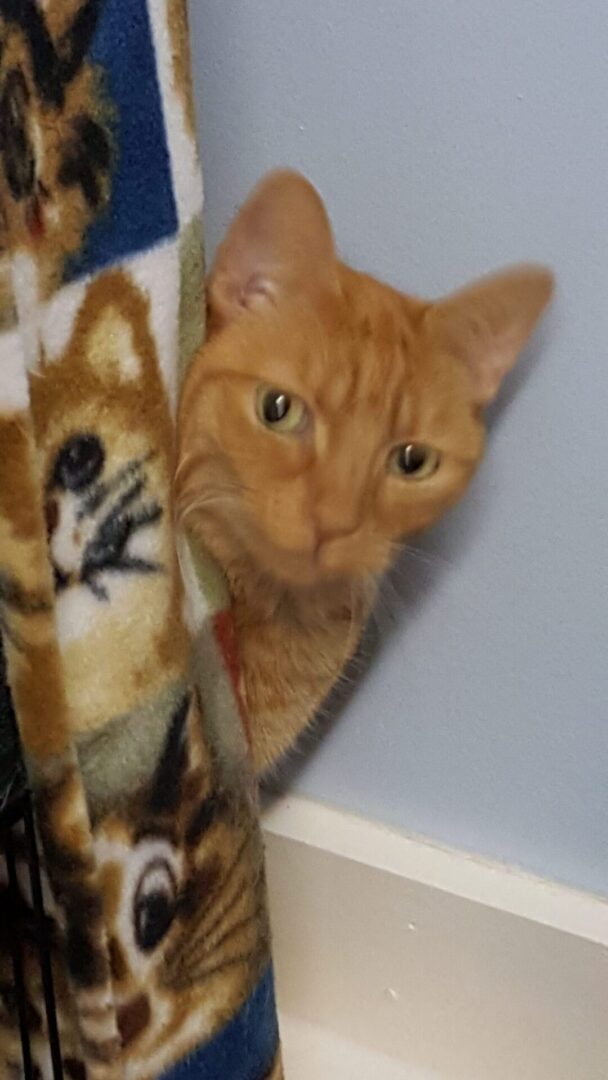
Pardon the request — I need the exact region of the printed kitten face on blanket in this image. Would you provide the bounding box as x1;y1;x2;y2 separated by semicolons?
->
0;690;271;1080
94;689;270;1079
0;0;112;324
30;272;186;733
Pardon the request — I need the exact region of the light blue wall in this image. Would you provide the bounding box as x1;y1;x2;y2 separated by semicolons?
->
189;1;608;895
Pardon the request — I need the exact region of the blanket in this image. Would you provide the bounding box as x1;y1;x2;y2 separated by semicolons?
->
0;1;282;1076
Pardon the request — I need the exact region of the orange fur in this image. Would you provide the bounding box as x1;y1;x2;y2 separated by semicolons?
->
177;170;553;774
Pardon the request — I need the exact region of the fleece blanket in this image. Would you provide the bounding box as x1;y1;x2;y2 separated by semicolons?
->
0;0;282;1076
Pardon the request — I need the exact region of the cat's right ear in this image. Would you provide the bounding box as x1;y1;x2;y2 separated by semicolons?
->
208;169;339;330
425;264;554;406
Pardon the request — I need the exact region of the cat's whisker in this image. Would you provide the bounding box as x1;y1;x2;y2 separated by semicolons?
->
373;581;398;615
339;582;367;668
367;567;415;630
173;450;200;486
178;480;252;506
399;541;452;570
176;488;242;525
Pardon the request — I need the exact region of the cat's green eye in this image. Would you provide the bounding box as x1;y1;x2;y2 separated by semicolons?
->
391;443;440;480
256;386;308;433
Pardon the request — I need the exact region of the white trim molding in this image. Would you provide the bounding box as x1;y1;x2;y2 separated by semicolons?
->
263;797;608;1080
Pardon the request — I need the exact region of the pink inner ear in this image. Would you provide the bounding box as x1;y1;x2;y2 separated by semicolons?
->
460;325;525;405
209;267;275;326
473;346;512;405
242;274;277;309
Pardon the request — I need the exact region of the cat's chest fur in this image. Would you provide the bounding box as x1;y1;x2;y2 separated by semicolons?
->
215;548;372;771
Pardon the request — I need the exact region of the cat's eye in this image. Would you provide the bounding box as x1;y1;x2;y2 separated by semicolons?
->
256;386;308;433
391;443;440;480
134;858;177;953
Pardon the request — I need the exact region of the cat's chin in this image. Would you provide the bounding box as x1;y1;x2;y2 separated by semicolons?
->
267;561;342;591
228;519;386;590
250;540;376;592
252;549;333;590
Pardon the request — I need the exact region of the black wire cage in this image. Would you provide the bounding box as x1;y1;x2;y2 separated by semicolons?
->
0;639;64;1079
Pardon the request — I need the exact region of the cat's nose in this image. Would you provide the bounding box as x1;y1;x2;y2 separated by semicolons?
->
313;501;361;544
52;433;105;492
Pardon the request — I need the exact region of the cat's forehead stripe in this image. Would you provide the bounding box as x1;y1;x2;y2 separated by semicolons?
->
313;298;414;420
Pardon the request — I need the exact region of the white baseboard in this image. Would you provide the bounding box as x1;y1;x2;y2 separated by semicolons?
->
263;797;608;1080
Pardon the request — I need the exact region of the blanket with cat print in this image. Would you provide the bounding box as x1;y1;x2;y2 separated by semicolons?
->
0;1;282;1077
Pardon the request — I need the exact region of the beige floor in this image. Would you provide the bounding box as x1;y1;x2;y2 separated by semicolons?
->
280;1016;433;1080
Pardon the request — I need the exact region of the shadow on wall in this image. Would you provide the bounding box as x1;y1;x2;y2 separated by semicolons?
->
261;311;555;802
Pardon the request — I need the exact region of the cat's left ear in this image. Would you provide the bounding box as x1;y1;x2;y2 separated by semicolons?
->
208;169;339;330
425;264;554;405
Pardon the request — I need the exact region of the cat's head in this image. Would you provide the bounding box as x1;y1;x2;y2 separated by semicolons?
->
177;170;553;588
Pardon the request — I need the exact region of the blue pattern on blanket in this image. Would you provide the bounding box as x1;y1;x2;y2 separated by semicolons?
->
67;0;177;281
160;966;280;1080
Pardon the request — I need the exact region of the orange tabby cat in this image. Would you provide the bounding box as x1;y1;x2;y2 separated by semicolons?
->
176;170;553;774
